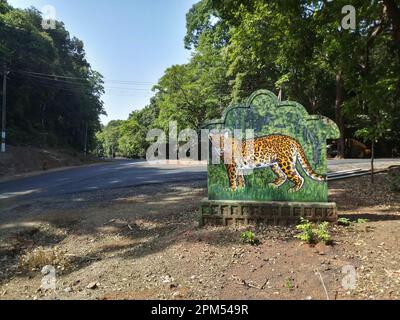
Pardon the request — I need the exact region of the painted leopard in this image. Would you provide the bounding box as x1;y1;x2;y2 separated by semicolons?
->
210;133;326;192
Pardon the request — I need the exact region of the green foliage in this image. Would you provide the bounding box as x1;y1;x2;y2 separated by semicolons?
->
95;103;159;158
295;218;316;244
337;217;352;226
153;33;231;132
8;0;400;159
1;3;104;152
284;278;295;290
240;231;257;245
206;90;338;202
208;164;328;202
295;218;331;245
315;222;331;244
337;217;369;226
183;0;400;154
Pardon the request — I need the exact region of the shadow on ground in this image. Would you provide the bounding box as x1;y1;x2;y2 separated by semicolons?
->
0;173;399;299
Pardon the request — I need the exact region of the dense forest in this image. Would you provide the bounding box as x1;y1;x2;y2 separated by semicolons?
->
98;0;400;159
0;0;104;152
1;0;400;159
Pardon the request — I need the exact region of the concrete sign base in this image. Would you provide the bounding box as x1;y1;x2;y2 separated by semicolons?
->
200;199;337;226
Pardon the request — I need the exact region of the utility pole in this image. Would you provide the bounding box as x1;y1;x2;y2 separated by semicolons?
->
84;121;88;156
1;62;7;153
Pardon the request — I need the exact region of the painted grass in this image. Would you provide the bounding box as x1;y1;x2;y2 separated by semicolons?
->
208;164;328;202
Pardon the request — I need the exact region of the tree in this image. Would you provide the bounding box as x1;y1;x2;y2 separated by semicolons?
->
0;1;105;152
153;32;231;132
97;0;400;163
95;102;159;159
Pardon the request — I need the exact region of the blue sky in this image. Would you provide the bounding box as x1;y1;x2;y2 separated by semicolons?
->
8;0;197;124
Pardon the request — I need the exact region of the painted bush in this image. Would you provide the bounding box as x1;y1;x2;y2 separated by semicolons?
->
203;90;340;202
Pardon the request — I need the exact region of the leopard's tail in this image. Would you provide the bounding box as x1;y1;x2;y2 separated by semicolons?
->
294;141;326;182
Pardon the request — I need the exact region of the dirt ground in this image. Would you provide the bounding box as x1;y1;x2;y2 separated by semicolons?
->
0;146;101;181
0;173;399;300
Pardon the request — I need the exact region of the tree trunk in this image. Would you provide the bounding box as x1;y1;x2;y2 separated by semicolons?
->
371;140;375;184
335;71;345;158
384;0;400;94
384;0;400;42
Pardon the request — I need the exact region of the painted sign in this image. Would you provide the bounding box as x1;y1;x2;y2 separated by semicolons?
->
203;90;340;203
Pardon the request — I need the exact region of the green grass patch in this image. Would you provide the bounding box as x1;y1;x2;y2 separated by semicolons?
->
240;231;258;245
295;218;332;245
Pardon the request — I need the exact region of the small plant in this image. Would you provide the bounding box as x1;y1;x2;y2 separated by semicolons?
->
315;222;332;244
19;246;70;271
337;217;369;226
240;231;258;245
295;218;316;244
284;278;295;289
337;217;351;226
295;218;332;245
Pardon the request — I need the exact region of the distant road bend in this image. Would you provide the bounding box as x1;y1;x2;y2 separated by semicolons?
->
0;159;399;201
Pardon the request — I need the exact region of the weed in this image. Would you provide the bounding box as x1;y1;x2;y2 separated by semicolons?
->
337;217;351;226
295;218;316;244
337;217;369;227
315;222;331;244
19;247;70;271
295;218;332;245
240;231;258;245
285;278;295;289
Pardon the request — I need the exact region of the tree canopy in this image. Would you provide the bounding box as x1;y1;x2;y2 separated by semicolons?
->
3;0;398;159
98;0;400;159
0;0;105;151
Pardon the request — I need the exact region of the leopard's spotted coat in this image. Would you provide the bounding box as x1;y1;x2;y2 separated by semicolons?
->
211;133;326;192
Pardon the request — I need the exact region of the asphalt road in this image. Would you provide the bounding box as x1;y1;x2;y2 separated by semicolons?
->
0;159;399;201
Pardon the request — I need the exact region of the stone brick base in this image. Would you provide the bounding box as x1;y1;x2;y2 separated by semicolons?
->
200;199;337;226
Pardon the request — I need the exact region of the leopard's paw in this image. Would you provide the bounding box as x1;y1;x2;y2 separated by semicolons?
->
288;186;302;193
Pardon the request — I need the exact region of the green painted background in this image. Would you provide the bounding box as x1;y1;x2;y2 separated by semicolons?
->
203;90;340;203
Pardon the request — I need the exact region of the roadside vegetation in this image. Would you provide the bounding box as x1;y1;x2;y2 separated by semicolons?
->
2;1;400;160
95;1;400;159
1;1;104;151
239;231;258;246
295;218;332;245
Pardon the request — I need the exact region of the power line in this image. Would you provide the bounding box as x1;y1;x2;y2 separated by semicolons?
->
16;72;153;92
21;73;94;86
22;75;92;89
9;69;156;101
15;73;152;93
15;69;154;85
16;78;151;98
16;70;90;81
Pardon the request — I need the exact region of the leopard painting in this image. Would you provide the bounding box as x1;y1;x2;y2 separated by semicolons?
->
210;133;326;192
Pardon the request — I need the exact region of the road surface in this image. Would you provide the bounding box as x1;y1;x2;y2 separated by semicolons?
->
0;159;399;201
